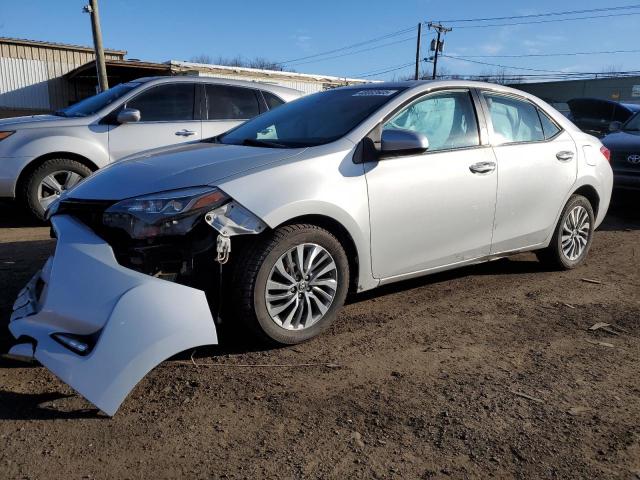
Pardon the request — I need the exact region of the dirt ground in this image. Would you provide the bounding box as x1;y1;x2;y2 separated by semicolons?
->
0;196;638;480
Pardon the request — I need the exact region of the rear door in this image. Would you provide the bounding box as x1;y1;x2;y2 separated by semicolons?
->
201;84;262;139
481;91;577;254
108;83;201;160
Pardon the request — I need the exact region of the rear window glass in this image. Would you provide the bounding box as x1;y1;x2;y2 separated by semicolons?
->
206;85;260;120
127;83;195;121
483;93;544;144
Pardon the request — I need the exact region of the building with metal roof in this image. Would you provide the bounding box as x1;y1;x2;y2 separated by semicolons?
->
0;37;371;118
0;37;126;117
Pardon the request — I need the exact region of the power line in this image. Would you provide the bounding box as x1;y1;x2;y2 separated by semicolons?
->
286;36;416;67
442;55;569;73
450;11;640;28
355;61;416;78
456;48;640;58
437;4;640;23
276;26;415;65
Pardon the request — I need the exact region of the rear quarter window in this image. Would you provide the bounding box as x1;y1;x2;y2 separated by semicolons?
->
263;91;286;110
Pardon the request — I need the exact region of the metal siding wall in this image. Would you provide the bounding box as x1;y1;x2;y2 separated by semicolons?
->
0;57;50;109
0;42;124;111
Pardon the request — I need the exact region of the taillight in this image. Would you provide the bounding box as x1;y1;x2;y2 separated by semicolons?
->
600;145;611;163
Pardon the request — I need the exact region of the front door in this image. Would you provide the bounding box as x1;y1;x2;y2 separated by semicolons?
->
480;91;577;254
108;83;202;161
366;89;498;279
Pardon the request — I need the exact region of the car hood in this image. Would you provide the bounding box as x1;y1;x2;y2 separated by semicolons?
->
0;114;90;129
602;130;640;150
67;142;306;200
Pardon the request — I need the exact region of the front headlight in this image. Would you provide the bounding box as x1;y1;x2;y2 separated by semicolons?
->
103;186;229;239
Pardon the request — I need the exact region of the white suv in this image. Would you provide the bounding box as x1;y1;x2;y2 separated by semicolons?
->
0;76;301;218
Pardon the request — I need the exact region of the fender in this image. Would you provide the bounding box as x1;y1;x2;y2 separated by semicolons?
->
217;141;379;292
12;129;110;168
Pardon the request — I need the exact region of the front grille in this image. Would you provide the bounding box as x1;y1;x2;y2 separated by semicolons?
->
56;198;218;280
611;151;640;171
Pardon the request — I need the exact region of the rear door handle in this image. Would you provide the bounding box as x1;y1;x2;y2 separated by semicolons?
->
556;151;574;162
175;129;196;137
469;161;496;174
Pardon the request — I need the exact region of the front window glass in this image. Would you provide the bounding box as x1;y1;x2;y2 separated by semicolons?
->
219;87;405;148
483;93;544;144
383;90;479;151
57;82;141;117
127;83;195;122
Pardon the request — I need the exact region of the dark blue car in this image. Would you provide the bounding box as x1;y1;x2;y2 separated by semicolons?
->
602;112;640;191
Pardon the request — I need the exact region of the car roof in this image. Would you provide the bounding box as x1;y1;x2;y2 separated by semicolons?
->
333;79;547;99
131;75;303;99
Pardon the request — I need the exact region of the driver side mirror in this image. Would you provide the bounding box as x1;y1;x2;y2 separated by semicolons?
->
117;108;141;124
609;121;622;133
380;129;429;156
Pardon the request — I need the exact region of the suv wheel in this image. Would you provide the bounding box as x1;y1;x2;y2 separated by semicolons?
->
231;224;349;345
23;158;92;220
536;194;595;270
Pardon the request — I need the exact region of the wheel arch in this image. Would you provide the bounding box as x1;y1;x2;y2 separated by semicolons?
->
572;184;600;218
276;214;361;294
16;152;99;198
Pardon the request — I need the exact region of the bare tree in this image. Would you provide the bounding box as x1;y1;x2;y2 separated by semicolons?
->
598;64;624;78
189;54;287;71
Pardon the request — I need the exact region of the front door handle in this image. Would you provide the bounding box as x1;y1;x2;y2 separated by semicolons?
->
556;151;574;162
175;129;196;137
469;161;496;174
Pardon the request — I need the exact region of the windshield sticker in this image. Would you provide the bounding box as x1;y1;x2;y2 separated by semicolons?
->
352;89;398;97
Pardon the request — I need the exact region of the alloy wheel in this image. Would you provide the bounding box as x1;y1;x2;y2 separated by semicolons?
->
37;170;83;210
265;243;338;330
561;205;590;261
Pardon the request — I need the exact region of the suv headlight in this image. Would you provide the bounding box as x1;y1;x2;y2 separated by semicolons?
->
103;186;229;239
0;131;15;141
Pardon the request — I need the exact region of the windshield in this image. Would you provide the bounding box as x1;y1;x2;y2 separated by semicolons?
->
218;87;406;148
56;82;142;117
623;112;640;131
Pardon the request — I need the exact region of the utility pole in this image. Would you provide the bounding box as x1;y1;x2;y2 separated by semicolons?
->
414;23;422;80
83;0;109;92
428;22;452;80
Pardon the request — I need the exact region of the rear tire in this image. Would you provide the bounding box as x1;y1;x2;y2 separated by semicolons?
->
536;194;595;270
22;158;92;220
230;224;349;345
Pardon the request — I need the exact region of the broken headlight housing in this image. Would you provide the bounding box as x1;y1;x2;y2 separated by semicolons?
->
103;187;229;239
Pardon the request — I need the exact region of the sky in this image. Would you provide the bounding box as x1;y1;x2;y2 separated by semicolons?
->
0;0;638;81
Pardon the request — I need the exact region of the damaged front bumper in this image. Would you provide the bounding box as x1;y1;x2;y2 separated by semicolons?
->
7;214;218;416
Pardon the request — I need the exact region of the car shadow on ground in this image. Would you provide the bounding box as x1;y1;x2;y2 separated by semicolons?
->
0;390;103;420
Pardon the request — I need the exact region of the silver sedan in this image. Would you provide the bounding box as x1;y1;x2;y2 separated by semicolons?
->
8;80;613;415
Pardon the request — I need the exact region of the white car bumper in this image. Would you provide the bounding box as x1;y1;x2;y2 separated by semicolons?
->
8;214;218;416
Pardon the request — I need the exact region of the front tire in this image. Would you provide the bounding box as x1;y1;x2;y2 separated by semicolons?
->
536;194;595;270
22;158;92;220
231;224;349;345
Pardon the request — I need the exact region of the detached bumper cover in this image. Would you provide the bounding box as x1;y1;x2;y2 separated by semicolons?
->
8;214;218;416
